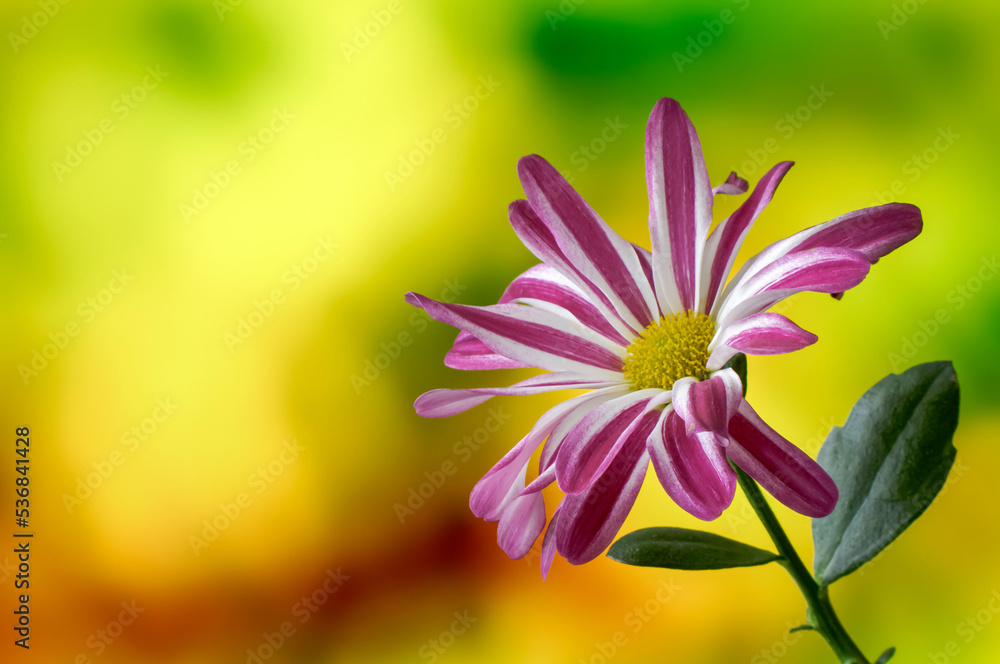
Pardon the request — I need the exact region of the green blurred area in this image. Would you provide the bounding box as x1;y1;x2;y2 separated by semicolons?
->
1;0;998;662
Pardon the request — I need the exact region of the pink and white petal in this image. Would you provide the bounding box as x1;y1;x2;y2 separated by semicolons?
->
540;505;562;580
647;408;737;521
522;464;557;496
539;385;631;471
470;387;625;520
645;98;713;314
415;371;620;418
785;203;922;264
712;171;749;196
706;313;818;370
517;155;658;330
702;162;794;313
500;264;630;346
556;435;650;565
630;244;662;320
726;401;838;517
670;370;742;444
497;490;547;560
509;200;639;340
715;248;871;330
445;331;531;370
714;203;921;315
555;389;662;494
406;293;625;378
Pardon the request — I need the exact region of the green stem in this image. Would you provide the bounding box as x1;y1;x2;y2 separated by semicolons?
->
732;463;871;664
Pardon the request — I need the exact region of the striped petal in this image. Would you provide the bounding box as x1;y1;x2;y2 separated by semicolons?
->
714;203;921;319
647;408;736;521
509;200;640;340
406;293;625;378
715;248;871;330
499;264;630;345
556;438;650;565
645;98;713;314
445;331;530;370
712;171;749;196
726;400;838;517
555;389;663;494
415;371;619;418
497;490;547;559
670;369;743;446
702;162;794;312
707;312;818;370
540;505;562;580
517;155;659;331
470;388;621;520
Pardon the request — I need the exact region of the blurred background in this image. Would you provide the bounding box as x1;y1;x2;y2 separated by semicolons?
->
1;0;998;662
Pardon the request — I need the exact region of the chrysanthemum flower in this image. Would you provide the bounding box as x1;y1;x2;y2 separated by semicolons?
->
406;98;921;577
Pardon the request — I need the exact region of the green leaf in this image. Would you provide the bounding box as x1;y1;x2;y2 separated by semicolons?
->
722;352;748;396
607;527;779;570
812;361;959;587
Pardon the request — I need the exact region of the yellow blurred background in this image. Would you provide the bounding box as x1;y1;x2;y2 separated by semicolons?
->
1;0;998;662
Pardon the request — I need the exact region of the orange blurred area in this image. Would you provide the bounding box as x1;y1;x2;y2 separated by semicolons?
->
1;0;999;662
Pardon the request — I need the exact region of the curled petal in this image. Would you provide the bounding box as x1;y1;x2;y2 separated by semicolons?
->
702;162;794;312
712;171;749;196
726;401;838;517
670;369;743;444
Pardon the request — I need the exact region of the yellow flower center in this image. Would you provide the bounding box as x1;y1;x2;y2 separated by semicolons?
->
622;311;716;390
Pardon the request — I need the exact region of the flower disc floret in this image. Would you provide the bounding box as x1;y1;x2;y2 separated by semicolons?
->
622;312;716;390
